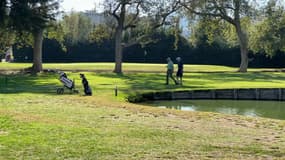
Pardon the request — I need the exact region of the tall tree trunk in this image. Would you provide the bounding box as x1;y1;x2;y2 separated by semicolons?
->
113;3;126;74
114;28;123;74
32;29;43;73
239;45;248;72
235;23;248;72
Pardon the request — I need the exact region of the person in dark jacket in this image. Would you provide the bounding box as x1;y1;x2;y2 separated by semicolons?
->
176;57;183;85
80;73;92;96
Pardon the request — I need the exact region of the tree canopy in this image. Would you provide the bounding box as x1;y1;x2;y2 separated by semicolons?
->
249;0;285;56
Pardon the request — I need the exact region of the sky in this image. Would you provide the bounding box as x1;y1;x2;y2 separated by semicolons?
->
61;0;104;12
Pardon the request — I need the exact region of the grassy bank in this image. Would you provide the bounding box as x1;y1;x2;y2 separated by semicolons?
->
0;63;285;159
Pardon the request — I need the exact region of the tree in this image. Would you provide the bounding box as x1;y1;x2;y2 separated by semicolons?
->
0;0;15;59
180;0;255;72
104;0;180;73
249;0;285;56
61;12;93;45
0;28;15;54
0;0;7;25
10;0;60;73
89;24;113;45
189;17;230;48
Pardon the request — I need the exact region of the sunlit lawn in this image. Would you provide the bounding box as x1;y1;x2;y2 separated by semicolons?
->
1;72;285;96
0;64;285;159
0;62;281;72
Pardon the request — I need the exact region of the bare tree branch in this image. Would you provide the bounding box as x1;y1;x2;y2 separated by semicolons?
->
180;1;236;25
180;2;221;17
123;1;142;30
153;0;181;29
108;3;120;22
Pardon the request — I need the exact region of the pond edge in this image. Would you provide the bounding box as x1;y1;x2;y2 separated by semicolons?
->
127;88;285;103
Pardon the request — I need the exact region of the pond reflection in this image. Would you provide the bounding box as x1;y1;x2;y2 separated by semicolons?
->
143;100;285;120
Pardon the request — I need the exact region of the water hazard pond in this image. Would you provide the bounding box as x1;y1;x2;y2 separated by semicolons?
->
142;100;285;120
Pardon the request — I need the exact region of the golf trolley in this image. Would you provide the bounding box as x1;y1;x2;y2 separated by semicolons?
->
57;72;79;94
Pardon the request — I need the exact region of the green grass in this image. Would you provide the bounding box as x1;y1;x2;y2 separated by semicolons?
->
0;63;285;159
1;72;285;96
0;62;280;72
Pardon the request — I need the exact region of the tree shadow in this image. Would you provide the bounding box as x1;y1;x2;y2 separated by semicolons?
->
95;73;207;93
190;72;285;83
2;71;284;95
0;73;63;94
95;72;285;95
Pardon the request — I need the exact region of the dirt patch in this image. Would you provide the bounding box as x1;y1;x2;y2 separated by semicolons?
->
0;70;21;75
0;130;8;136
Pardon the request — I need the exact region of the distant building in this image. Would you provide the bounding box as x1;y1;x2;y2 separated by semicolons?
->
81;10;112;26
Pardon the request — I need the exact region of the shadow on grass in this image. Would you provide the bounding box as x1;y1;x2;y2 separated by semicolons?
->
2;71;285;95
196;72;285;82
95;73;207;93
95;72;285;94
0;73;62;94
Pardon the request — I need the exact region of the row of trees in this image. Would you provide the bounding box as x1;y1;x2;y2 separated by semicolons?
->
98;0;285;73
184;0;285;72
1;0;285;73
